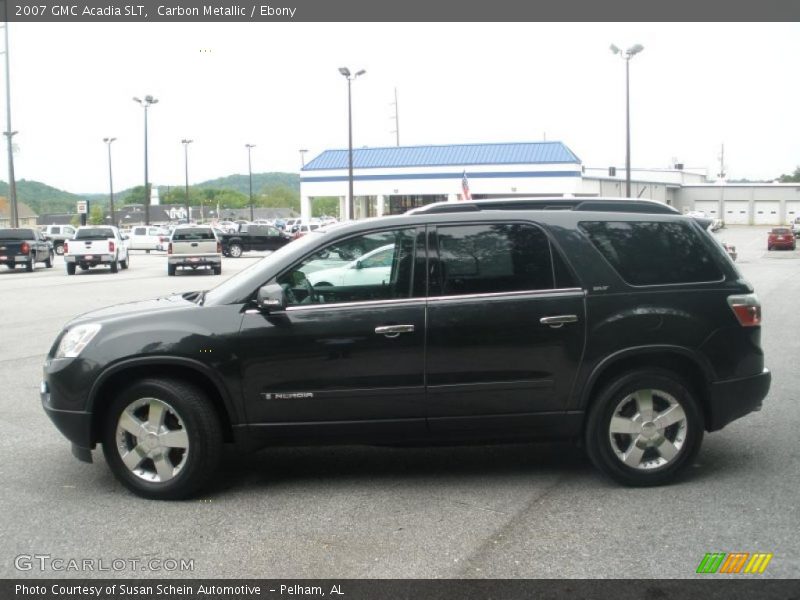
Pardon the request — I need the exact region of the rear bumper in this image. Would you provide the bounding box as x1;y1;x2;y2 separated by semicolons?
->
707;368;771;431
168;255;221;267
65;254;114;264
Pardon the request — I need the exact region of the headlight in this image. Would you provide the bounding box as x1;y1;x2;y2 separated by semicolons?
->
55;324;101;359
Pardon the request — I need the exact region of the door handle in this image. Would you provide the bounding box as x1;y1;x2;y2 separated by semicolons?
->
539;315;578;328
375;324;415;338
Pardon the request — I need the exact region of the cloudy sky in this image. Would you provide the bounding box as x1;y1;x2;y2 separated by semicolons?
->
6;22;800;193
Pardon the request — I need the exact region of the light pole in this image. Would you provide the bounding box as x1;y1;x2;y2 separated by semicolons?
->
103;137;116;226
339;67;366;220
181;139;193;223
133;95;158;224
245;143;255;222
610;43;644;198
2;6;18;228
299;148;308;168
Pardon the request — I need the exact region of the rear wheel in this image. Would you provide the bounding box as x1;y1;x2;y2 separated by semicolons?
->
213;265;222;275
26;258;34;272
585;369;704;487
228;243;243;258
167;264;176;276
101;378;223;500
66;263;76;275
54;243;65;256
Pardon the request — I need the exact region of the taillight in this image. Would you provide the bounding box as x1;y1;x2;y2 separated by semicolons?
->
168;242;173;254
20;242;29;254
728;294;761;327
63;241;69;254
109;241;115;252
217;241;222;253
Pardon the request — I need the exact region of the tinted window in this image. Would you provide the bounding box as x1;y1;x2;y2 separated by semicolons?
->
580;221;724;286
133;227;146;235
50;226;61;234
277;228;418;306
435;223;557;296
74;228;115;240
172;228;216;241
0;229;35;240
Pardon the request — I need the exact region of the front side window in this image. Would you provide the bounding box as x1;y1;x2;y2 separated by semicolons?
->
434;223;560;296
580;220;724;286
276;228;418;306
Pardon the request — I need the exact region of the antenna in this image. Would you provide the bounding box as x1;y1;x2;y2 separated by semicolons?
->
390;87;400;146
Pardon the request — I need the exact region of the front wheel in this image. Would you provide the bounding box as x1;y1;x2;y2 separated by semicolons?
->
228;243;243;258
45;251;54;268
585;369;704;487
110;259;119;273
101;378;223;500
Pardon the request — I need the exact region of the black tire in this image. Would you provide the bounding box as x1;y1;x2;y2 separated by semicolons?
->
66;263;76;275
167;264;176;276
110;260;118;273
54;243;65;256
26;258;34;272
229;243;243;258
101;378;223;500
45;251;54;268
7;263;15;270
213;266;222;275
121;254;129;270
585;368;704;487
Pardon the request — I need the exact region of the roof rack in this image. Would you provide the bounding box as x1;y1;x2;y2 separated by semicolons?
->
407;197;681;216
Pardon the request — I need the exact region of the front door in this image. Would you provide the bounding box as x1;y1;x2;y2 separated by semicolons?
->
238;227;428;439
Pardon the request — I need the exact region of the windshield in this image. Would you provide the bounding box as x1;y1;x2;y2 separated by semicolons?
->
0;229;35;240
202;231;325;306
75;228;115;240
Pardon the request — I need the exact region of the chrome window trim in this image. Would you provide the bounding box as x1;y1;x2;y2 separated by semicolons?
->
284;287;585;312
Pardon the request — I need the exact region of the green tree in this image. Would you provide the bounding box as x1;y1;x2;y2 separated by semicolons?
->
258;183;300;212
88;204;105;225
311;197;340;218
778;167;800;183
121;185;149;205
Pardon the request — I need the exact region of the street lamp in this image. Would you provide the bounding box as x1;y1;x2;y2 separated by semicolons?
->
103;137;116;226
133;95;158;224
339;67;366;220
299;148;308;168
245;143;255;221
610;43;644;198
181;139;193;223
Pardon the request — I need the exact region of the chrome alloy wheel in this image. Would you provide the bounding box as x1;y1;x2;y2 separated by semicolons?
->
608;388;687;470
115;397;189;483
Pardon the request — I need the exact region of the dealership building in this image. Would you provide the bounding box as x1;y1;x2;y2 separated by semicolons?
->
300;141;800;225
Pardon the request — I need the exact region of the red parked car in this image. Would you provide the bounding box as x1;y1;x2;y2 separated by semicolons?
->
767;227;796;251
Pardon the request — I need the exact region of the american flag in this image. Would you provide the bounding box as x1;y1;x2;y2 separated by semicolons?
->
461;171;471;200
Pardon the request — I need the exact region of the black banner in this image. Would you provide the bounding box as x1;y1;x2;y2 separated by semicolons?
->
4;579;800;600
4;0;800;22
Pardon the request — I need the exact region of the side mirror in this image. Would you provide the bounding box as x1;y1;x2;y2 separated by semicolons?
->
354;260;363;270
257;283;287;313
122;234;130;240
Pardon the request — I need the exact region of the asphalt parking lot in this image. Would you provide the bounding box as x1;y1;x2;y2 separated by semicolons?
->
1;228;798;579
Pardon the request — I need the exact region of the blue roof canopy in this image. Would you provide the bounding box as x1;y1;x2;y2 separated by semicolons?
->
303;142;581;171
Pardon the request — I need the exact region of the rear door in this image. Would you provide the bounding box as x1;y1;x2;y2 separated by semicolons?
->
425;222;586;433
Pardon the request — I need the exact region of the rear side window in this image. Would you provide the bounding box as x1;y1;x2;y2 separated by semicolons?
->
434;223;568;296
580;220;723;286
172;228;216;241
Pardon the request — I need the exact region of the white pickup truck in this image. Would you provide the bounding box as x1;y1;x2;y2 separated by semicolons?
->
65;225;130;275
167;225;222;276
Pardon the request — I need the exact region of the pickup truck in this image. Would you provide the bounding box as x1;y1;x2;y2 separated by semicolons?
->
0;227;54;271
217;224;291;257
41;224;77;255
65;226;129;275
167;225;222;276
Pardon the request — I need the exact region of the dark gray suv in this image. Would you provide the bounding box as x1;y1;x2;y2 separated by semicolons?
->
41;199;770;499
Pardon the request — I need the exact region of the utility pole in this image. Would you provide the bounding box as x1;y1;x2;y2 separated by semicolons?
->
390;87;400;146
717;143;726;180
2;3;18;228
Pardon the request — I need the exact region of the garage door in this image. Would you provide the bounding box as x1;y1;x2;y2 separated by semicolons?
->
786;201;800;224
753;201;780;225
724;201;750;225
694;201;720;218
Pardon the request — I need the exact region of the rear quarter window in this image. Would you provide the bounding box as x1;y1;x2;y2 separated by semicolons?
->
580;220;724;286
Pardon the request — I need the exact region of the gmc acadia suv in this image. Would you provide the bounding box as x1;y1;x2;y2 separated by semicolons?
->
40;199;770;499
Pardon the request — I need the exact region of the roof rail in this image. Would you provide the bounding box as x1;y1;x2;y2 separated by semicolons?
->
407;197;681;216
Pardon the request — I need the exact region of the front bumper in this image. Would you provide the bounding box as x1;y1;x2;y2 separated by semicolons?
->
40;379;94;461
707;368;771;431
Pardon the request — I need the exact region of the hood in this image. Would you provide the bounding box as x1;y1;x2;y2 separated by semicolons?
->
66;292;200;328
